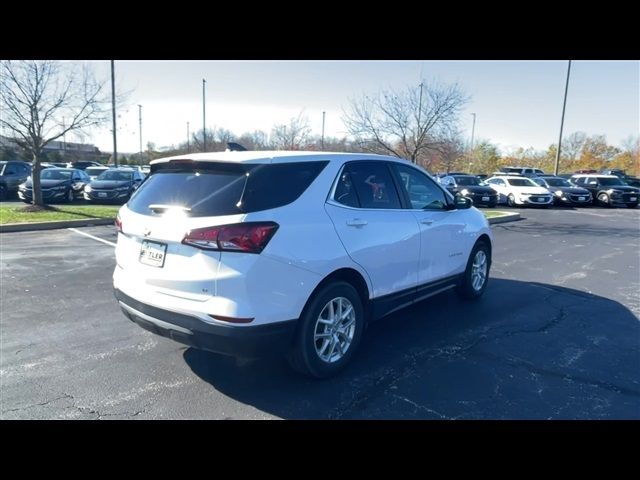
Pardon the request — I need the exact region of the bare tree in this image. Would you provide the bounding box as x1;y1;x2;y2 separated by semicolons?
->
236;130;270;150
271;112;312;150
190;128;215;152
342;79;469;164
562;131;587;169
213;127;235;144
0;60;110;206
433;134;465;173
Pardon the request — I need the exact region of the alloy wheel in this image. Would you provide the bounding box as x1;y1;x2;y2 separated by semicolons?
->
314;296;356;363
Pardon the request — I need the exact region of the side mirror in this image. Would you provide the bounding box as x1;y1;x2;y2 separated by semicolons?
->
454;195;472;209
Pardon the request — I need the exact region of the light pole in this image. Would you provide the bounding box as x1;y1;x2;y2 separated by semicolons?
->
554;60;572;176
138;104;143;165
187;121;190;153
110;60;118;167
468;113;476;172
202;79;207;152
321;111;326;150
62;117;66;157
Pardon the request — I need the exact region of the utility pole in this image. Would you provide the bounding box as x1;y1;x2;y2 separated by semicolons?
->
110;60;118;167
138;104;143;166
554;60;572;176
469;112;476;172
62;117;66;157
187;121;190;153
416;82;424;165
202;79;207;152
321;111;326;150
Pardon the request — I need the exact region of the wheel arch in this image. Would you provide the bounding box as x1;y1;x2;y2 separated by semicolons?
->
297;267;372;333
476;233;492;259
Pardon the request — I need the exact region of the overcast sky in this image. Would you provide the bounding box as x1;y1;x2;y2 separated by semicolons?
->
79;60;640;154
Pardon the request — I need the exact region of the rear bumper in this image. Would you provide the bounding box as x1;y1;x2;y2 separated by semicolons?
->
114;289;297;358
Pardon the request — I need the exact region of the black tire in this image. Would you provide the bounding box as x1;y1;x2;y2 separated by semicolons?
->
457;240;491;300
288;281;365;379
507;194;516;207
597;192;610;207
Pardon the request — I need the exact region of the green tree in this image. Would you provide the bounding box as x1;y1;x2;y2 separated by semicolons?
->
468;140;501;174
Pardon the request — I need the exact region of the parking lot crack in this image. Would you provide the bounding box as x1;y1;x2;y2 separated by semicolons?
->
14;343;36;355
390;394;450;419
473;351;640;398
1;393;74;415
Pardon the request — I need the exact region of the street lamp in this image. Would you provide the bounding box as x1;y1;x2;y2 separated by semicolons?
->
468;113;476;172
554;60;572;176
321;111;326;150
110;60;118;167
202;79;207;152
138;104;143;165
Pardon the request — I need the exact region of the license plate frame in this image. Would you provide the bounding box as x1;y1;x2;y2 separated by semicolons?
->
139;240;167;268
482;196;489;201
630;197;637;202
98;192;107;198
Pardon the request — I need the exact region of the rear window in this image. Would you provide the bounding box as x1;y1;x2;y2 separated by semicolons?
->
128;161;328;217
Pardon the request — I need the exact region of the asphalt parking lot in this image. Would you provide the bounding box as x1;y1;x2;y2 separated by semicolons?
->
1;207;639;419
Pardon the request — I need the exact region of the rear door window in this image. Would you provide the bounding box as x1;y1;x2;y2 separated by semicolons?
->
342;161;402;209
128;161;328;216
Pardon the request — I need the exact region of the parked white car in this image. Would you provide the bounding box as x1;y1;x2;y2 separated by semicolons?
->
113;151;493;378
485;175;553;207
85;166;109;181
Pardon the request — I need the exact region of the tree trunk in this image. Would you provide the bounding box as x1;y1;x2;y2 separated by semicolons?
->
31;151;44;206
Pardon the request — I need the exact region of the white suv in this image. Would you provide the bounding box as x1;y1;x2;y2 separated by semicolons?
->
113;151;493;378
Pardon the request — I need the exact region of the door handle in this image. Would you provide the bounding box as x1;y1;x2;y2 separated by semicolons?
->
346;218;368;227
420;219;434;225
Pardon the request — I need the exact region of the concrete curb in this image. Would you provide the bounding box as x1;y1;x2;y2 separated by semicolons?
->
487;212;521;225
0;217;115;233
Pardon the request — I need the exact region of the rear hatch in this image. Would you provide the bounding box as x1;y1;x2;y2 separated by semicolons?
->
115;159;326;301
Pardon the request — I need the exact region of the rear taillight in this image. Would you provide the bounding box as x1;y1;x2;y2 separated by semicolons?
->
115;214;123;233
182;222;278;254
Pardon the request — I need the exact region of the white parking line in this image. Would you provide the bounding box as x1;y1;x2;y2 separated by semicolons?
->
68;228;117;247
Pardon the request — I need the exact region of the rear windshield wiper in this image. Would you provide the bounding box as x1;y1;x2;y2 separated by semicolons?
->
235;172;250;212
148;204;192;214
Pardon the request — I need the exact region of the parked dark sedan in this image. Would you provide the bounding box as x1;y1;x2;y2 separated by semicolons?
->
84;168;145;203
532;175;592;206
439;174;498;207
18;168;90;203
571;175;639;208
1;161;31;200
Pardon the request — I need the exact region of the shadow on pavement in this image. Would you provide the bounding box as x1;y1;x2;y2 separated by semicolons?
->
183;278;640;419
